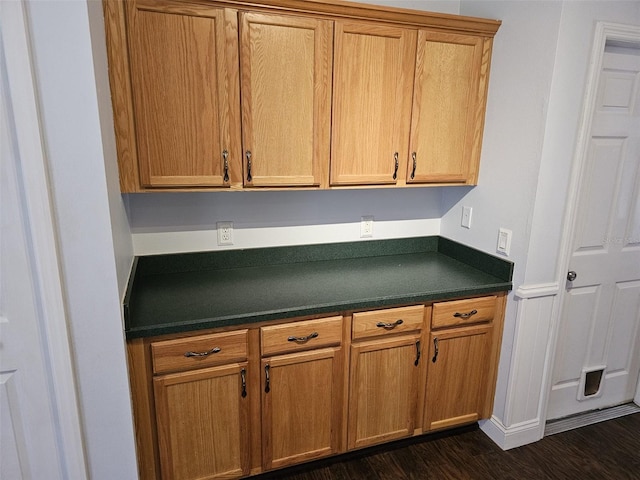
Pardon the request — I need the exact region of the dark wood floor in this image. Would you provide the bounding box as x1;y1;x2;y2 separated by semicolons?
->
255;413;640;480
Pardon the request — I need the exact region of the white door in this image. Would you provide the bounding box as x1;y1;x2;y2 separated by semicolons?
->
0;1;86;477
548;42;640;419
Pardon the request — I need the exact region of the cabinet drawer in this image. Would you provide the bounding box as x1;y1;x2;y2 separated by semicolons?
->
261;316;343;356
352;305;424;340
152;329;248;375
432;296;496;329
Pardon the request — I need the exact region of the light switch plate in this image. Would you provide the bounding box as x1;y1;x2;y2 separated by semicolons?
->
497;228;512;256
461;206;472;229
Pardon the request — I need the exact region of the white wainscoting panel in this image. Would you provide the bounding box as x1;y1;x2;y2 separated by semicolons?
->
481;283;559;449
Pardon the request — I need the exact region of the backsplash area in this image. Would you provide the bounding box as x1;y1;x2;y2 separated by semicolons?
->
125;188;444;255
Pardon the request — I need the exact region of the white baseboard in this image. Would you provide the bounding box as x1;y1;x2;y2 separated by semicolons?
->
479;416;543;451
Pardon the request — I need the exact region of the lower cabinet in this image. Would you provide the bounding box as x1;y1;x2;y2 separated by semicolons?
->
423;325;492;431
153;363;251;480
130;294;506;480
260;315;345;469
348;335;421;449
261;348;343;469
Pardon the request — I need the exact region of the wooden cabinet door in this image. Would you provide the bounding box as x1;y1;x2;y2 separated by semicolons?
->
240;13;332;187
348;335;421;449
407;31;488;185
331;22;416;186
261;347;343;470
127;2;241;188
153;363;250;480
424;325;492;432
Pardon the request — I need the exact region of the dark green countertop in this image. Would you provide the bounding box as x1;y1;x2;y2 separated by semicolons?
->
124;236;513;339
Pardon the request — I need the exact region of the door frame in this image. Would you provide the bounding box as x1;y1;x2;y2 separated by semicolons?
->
541;21;640;427
1;0;87;477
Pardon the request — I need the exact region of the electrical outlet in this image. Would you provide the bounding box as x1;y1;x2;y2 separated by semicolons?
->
361;216;374;238
461;206;472;229
217;221;233;246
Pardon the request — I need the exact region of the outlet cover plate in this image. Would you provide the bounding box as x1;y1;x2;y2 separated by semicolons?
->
217;221;233;246
361;216;374;238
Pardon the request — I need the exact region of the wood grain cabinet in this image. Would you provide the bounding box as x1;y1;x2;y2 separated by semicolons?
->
239;12;332;188
259;317;344;470
127;293;507;479
330;22;416;186
347;305;426;449
406;31;493;185
113;1;243;190
423;296;504;432
151;330;251;480
104;0;500;192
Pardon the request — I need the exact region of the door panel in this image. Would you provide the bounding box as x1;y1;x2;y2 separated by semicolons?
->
348;335;420;449
261;348;342;470
240;13;332;187
549;47;640;419
331;22;416;185
128;4;240;187
407;31;482;184
153;363;250;480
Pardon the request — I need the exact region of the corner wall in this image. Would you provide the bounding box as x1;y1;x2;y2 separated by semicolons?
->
452;0;640;449
27;0;137;477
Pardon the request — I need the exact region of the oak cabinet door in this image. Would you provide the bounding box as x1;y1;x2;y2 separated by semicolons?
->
331;22;416;186
153;363;250;480
127;2;241;188
261;348;343;470
348;335;421;449
424;325;492;431
240;13;332;187
407;31;488;185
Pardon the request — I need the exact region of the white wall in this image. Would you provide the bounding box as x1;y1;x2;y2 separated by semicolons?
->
450;0;640;448
27;1;136;478
128;189;442;254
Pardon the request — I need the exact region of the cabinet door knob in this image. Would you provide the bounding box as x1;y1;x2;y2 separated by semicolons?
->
287;332;319;343
222;150;229;182
246;151;252;182
184;346;221;358
392;152;399;180
410;152;417;179
376;319;403;329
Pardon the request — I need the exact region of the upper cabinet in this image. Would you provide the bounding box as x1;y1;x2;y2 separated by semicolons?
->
104;0;500;192
407;31;490;185
119;2;242;190
240;13;332;188
330;22;416;186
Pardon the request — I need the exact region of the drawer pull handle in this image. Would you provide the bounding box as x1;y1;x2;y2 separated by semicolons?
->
264;364;270;393
287;332;319;343
453;309;478;320
240;368;247;398
432;337;439;363
376;319;403;329
184;346;221;358
222;150;229;182
415;340;421;366
392;152;399;180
